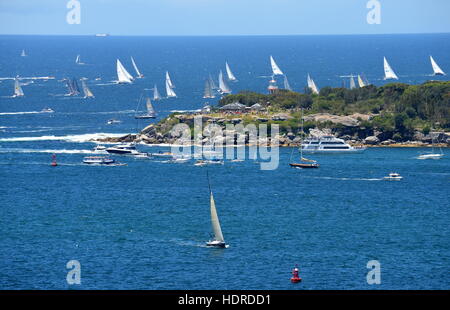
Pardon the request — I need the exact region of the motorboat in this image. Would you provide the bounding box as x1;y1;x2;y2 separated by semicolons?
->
92;145;108;154
107;119;122;125
83;156;116;165
105;143;139;155
302;136;366;153
41;108;54;113
384;172;403;181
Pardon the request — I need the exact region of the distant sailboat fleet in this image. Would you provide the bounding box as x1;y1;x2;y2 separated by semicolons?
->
8;51;446;109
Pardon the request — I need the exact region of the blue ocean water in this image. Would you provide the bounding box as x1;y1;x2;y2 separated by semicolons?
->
0;34;449;290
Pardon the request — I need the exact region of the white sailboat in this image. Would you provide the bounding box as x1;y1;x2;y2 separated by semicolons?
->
206;175;227;248
284;75;292;91
12;78;25;98
209;74;218;90
203;79;215;99
218;70;232;94
418;134;444;160
225;61;237;81
430;56;445;76
307;74;319;94
153;84;161;101
384;57;399;80
166;71;175;89
349;75;356;89
116;59;134;84
21;49;27;57
75;55;84;65
135;97;156;119
166;79;177;98
131;56;144;78
358;75;368;88
270;55;284;76
81;80;95;98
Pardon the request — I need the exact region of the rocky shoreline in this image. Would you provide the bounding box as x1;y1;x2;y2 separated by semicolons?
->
95;112;450;148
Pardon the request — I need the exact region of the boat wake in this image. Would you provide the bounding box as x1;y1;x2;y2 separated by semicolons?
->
0;133;126;143
0;111;43;116
305;176;384;181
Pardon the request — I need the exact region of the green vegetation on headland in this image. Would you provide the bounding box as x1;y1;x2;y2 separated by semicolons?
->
102;81;450;146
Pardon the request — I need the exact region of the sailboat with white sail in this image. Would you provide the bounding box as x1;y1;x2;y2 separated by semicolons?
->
284;75;292;91
75;55;85;65
218;70;232;94
116;59;134;84
384;57;399;80
203;79;215;99
349;75;356;89
430;56;445;76
12;78;25;98
209;74;218;90
358;74;368;88
206;172;227;248
131;57;144;78
307;74;319;94
166;71;175;88
81;80;94;98
270;55;284;76
21;49;27;57
153;84;161;101
166;79;177;98
225;62;237;81
135;97;156;119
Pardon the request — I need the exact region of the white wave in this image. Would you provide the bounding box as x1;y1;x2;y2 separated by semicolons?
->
0;133;127;143
0;148;95;154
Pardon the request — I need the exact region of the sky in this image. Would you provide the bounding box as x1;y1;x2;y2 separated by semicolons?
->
0;0;449;36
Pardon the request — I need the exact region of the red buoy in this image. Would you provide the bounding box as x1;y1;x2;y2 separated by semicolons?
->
51;154;57;167
291;266;302;283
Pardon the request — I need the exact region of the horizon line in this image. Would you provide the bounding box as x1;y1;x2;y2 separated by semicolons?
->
0;32;449;37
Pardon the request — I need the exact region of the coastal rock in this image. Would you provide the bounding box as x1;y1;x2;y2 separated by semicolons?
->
303;113;362;127
364;136;380;145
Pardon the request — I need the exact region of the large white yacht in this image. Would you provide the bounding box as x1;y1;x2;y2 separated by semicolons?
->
301;136;366;153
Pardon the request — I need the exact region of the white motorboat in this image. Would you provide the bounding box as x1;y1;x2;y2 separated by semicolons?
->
301;136;366;153
83;156;116;165
384;172;403;181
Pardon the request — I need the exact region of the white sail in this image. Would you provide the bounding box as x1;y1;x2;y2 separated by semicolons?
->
75;55;80;64
13;78;24;97
146;98;155;115
131;56;144;78
284;75;292;91
384;57;399;80
358;75;367;88
166;71;175;88
203;79;215;99
210;191;224;243
430;56;445;76
21;49;26;57
270;55;284;76
349;76;356;89
307;74;319;94
219;70;232;94
153;84;161;101
225;62;237;81
81;80;94;98
166;79;177;98
116;59;134;84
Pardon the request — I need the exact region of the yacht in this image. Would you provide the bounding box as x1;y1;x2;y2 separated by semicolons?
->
92;145;108;154
301;136;366;153
83;156;116;165
105;143;139;155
